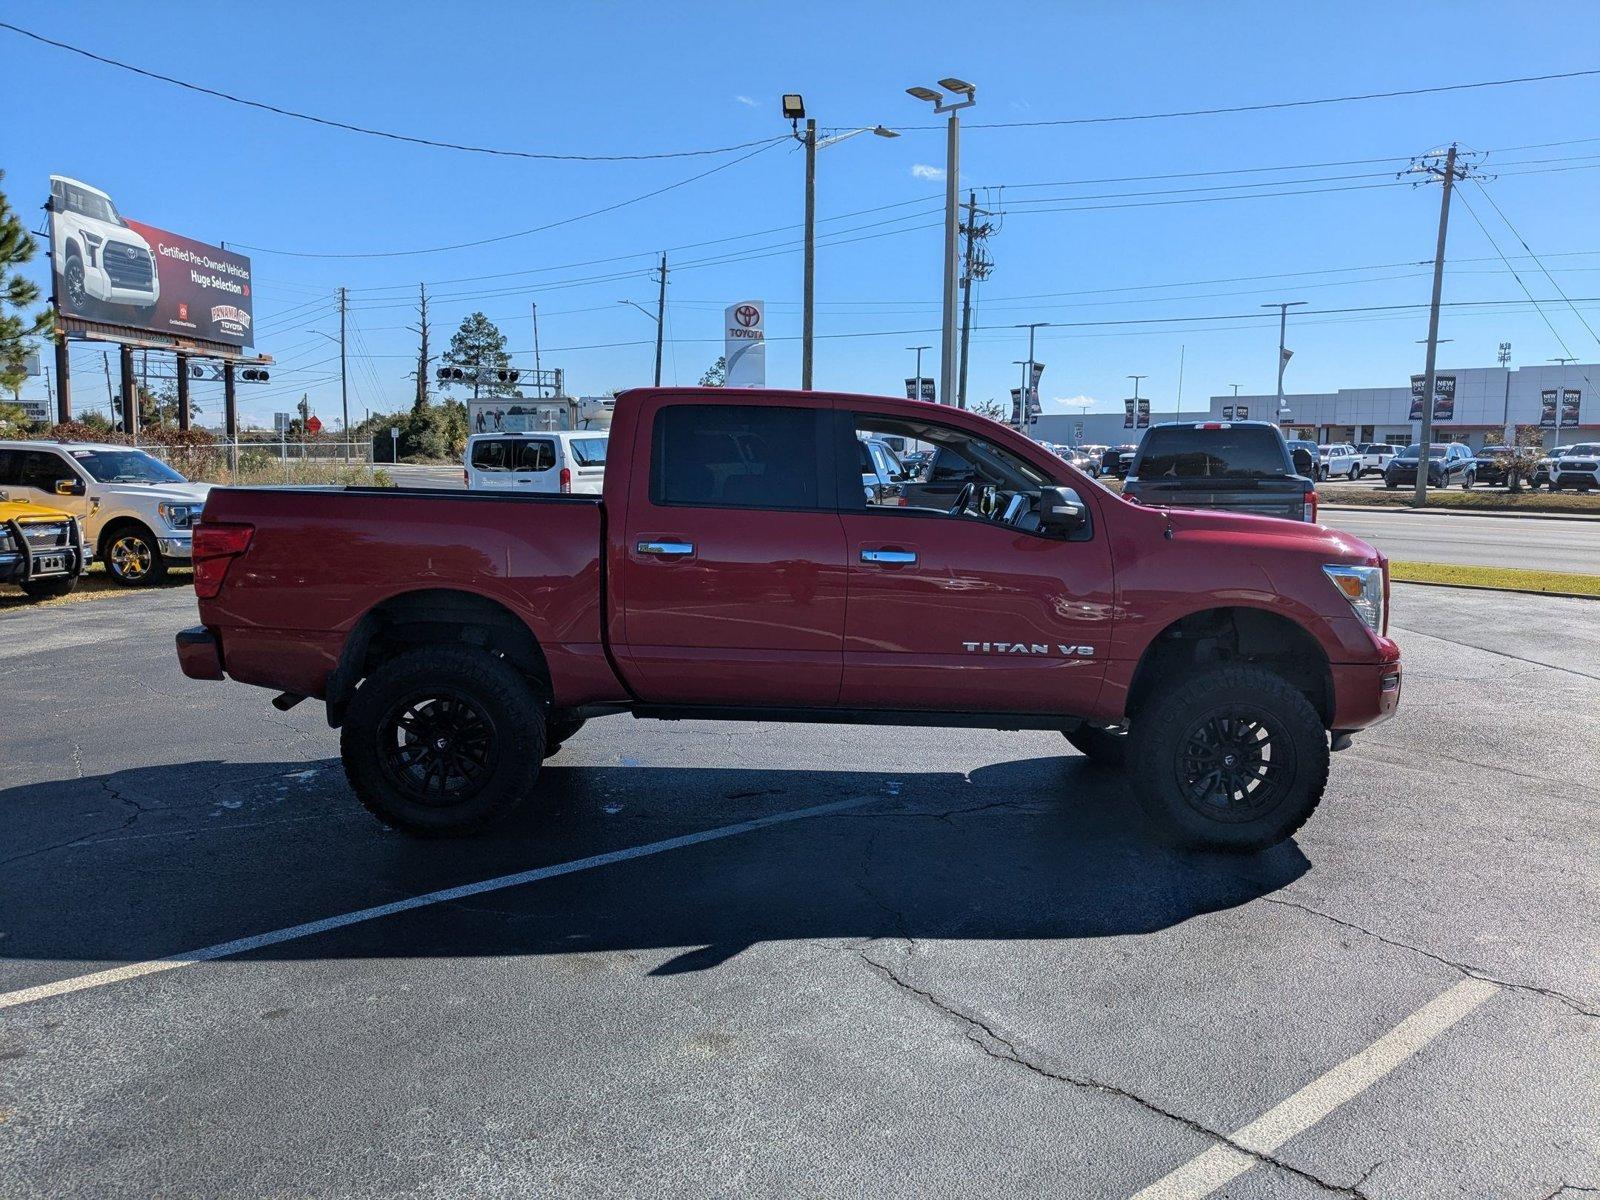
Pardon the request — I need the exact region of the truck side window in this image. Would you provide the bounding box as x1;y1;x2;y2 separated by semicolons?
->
652;404;824;510
0;450;20;487
18;451;69;491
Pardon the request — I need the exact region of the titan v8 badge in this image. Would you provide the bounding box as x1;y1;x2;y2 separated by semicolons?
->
963;642;1095;656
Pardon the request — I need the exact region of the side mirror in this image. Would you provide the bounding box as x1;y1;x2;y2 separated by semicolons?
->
55;478;85;497
1039;486;1088;536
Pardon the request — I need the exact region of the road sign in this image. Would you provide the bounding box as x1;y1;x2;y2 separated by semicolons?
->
273;412;291;433
307;415;323;434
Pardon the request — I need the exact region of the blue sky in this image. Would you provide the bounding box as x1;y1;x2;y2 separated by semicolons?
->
7;1;1600;430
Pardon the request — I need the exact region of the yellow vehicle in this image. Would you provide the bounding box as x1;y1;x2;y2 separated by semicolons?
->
0;492;89;601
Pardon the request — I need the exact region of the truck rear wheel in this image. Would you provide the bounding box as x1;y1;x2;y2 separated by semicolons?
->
1128;665;1329;852
341;646;545;836
1063;725;1128;768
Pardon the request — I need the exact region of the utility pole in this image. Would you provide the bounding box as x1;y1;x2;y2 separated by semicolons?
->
338;286;349;461
958;191;994;409
653;252;668;388
101;351;113;418
1498;341;1512;443
1408;143;1472;505
410;284;431;412
532;302;544;396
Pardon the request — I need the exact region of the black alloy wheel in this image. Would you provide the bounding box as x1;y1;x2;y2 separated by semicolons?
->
377;690;497;805
1174;710;1295;823
66;255;87;308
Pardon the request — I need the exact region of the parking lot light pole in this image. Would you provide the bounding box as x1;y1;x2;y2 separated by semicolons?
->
1016;322;1050;430
906;78;976;405
1261;301;1306;420
907;344;930;398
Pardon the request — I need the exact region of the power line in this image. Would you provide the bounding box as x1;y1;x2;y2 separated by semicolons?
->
1470;180;1600;350
0;21;788;163
235;141;783;258
895;68;1600;131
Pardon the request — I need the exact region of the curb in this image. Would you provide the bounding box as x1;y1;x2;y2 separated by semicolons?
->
1320;503;1600;523
1392;578;1600;601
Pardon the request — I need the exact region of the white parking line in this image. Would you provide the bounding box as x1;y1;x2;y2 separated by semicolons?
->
1130;976;1499;1200
0;795;871;1011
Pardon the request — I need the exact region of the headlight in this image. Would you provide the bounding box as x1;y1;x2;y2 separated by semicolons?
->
158;503;199;529
1323;564;1385;633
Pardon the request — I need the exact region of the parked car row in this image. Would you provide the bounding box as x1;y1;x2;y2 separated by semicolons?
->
1382;443;1477;489
0;440;212;588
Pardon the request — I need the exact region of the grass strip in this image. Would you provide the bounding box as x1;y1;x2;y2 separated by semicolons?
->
1392;560;1600;597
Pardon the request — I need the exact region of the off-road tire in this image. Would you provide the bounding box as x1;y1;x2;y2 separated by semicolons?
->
341;646;544;836
1129;664;1330;852
103;524;167;586
20;576;78;601
1064;725;1129;768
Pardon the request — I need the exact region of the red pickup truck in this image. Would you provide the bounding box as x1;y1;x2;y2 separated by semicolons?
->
177;388;1400;850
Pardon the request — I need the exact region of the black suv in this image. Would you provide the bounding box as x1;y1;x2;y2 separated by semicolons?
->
1383;443;1476;489
1122;421;1316;522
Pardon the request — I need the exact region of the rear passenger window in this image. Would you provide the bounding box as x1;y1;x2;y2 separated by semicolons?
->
471;439;554;472
652;404;824;510
1135;427;1290;479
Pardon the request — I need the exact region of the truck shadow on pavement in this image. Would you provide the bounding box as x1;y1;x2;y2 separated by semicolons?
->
0;753;1311;978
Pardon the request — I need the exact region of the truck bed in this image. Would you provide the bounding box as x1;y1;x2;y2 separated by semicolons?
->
195;485;614;705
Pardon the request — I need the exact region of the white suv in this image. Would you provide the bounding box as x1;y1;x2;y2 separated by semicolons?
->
463;431;609;494
0;442;210;584
1550;443;1600;492
50;177;160;313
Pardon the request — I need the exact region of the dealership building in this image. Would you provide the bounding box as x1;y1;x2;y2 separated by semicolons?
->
1031;361;1595;450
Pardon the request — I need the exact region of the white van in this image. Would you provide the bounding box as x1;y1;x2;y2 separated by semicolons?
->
463;431;609;494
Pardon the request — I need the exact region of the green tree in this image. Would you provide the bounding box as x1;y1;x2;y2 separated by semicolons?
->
699;356;726;387
0;399;37;434
441;312;514;399
0;170;52;399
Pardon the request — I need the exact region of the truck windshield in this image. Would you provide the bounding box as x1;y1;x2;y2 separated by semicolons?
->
69;449;186;484
1135;426;1290;480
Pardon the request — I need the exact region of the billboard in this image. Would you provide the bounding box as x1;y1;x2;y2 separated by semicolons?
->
1123;398;1135;429
723;301;765;388
48;176;253;348
1561;389;1582;428
1409;373;1455;421
904;378;934;402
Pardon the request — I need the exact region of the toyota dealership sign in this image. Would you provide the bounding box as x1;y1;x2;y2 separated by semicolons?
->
723;300;765;388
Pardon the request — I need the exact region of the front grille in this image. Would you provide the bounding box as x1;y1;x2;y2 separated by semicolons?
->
103;242;155;289
1558;461;1598;472
19;521;70;550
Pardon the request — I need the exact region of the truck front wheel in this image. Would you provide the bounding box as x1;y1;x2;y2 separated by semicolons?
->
341;646;545;836
1128;665;1329;851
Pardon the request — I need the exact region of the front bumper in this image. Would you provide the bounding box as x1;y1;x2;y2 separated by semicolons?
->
157;532;194;561
176;626;225;680
1330;658;1402;731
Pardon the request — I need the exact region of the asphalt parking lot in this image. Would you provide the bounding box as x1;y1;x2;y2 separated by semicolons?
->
2;586;1597;1198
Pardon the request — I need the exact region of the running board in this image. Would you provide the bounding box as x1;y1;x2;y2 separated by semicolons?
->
631;704;1082;733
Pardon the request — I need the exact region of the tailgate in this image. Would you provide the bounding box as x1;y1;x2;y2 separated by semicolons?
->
1127;481;1305;521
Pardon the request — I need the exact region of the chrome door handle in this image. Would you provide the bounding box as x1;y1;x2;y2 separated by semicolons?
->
637;540;695;557
861;549;917;565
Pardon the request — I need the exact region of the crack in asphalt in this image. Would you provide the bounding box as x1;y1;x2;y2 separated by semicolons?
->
856;947;1372;1200
0;778;154;869
1539;1186;1600;1199
1262;896;1598;1018
1390;624;1600;683
1360;739;1600;797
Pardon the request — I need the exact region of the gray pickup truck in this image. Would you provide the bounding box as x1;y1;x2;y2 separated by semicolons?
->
1122;421;1317;522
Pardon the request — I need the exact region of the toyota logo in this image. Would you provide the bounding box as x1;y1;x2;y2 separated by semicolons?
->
734;305;760;328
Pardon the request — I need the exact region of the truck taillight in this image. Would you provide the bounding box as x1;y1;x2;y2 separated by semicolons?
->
1303;490;1318;523
463;468;470;486
559;467;572;494
192;522;254;599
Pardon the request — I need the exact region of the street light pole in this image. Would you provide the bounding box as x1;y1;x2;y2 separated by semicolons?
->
907;344;930;398
1261;300;1306;421
1015;321;1049;430
906;79;976;405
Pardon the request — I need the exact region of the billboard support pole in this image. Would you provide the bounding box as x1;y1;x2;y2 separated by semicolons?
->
52;329;71;425
118;344;135;439
223;363;238;470
176;353;190;432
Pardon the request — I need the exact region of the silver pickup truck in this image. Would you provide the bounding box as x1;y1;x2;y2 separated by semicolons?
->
1121;421;1318;523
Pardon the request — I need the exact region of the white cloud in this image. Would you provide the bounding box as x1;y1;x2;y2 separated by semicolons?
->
734;95;760;108
910;163;946;181
1043;393;1098;413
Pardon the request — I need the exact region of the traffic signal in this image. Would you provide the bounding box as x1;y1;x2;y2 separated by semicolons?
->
436;366;468;383
496;368;521;385
240;368;270;383
189;363;206;379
